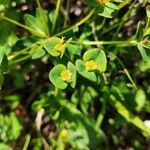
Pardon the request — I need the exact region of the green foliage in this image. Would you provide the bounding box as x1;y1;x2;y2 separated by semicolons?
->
0;113;22;143
0;0;150;149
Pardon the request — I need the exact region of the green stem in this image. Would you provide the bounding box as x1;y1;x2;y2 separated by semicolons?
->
36;0;41;8
23;134;31;150
95;100;106;129
116;56;137;89
54;9;95;37
113;1;135;39
9;55;31;65
79;40;137;46
8;47;30;61
1;15;46;38
118;0;132;10
52;0;61;33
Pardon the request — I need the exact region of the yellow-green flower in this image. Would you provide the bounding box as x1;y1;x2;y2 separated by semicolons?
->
55;43;66;53
59;129;68;139
60;69;72;82
85;60;98;71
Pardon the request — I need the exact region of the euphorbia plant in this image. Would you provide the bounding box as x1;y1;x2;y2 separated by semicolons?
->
0;0;150;149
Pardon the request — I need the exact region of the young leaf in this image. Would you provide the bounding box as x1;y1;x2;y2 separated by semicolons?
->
36;8;49;36
76;60;97;82
135;21;144;41
24;14;46;37
67;62;76;88
66;44;81;60
49;64;68;89
137;42;147;62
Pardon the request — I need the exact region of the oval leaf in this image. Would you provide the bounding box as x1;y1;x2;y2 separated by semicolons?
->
44;37;62;57
49;64;67;89
76;60;97;82
83;49;107;72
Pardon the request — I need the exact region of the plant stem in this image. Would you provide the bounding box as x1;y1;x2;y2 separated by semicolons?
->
54;9;95;37
113;1;136;39
8;47;30;61
1;15;46;38
95;100;106;129
36;0;41;8
118;0;132;10
52;0;61;33
23;134;31;150
116;55;137;89
75;40;138;46
9;55;31;65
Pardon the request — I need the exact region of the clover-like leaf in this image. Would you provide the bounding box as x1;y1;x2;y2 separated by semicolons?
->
44;37;65;57
24;14;46;37
36;8;49;36
76;59;97;82
49;64;68;89
83;48;107;72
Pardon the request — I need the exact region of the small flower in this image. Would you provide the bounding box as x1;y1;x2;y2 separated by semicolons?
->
96;0;108;4
59;129;68;139
55;43;66;53
85;60;98;71
60;69;72;82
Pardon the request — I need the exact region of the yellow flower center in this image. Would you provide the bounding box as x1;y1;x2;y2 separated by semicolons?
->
60;129;68;139
55;43;65;53
60;69;72;82
96;0;108;4
85;60;98;71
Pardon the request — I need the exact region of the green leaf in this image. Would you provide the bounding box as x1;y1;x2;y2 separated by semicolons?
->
49;64;68;89
0;0;10;7
0;21;10;44
0;113;22;142
110;94;150;136
0;143;9;150
66;44;81;60
44;37;63;57
137;42;147;61
76;60;97;82
135;89;146;112
24;14;46;37
84;0;97;7
135;21;144;41
67;62;77;88
96;2;118;18
146;6;150;19
30;45;45;59
36;8;49;36
83;49;107;72
0;46;6;65
9;113;22;140
0;55;8;73
0;71;4;87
